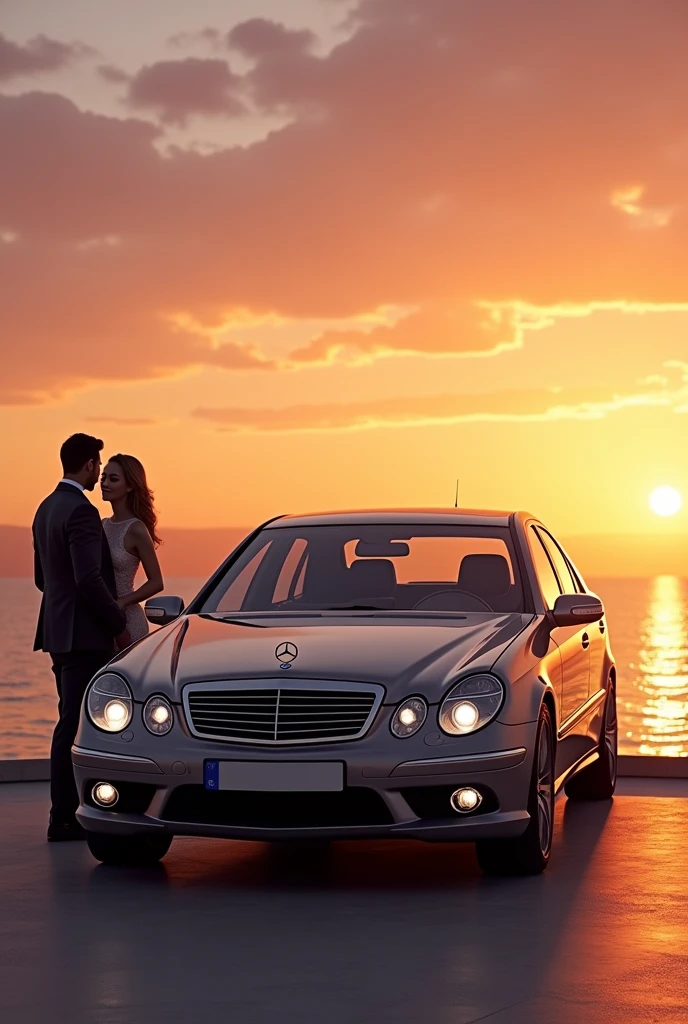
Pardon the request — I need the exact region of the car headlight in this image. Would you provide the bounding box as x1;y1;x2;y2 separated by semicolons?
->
87;673;133;733
391;697;428;738
143;695;174;736
439;675;504;736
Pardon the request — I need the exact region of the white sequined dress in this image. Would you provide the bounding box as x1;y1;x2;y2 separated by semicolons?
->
102;517;149;643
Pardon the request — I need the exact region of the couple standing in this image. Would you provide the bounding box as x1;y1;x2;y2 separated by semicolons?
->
32;433;164;841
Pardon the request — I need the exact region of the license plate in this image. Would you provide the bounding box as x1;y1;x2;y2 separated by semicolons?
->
204;760;344;792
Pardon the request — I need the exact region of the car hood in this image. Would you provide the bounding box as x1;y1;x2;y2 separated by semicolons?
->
110;612;532;703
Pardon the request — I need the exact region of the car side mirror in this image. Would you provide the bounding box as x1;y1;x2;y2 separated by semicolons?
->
145;596;184;625
552;593;604;627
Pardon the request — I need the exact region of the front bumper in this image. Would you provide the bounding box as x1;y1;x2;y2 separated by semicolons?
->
73;713;537;843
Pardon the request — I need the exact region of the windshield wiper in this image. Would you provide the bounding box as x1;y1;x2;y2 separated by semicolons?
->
320;602;395;611
199;614;267;628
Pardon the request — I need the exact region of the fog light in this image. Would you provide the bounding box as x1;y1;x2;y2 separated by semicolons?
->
450;787;482;814
92;782;119;807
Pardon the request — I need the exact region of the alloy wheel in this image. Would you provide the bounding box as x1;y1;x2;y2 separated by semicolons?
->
536;720;554;856
605;687;618;786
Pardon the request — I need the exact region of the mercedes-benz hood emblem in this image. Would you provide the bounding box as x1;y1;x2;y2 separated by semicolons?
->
275;641;298;664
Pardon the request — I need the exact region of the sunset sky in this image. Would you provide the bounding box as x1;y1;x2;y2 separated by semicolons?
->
1;0;687;543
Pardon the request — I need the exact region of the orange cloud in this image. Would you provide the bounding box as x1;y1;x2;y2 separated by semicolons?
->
227;18;316;59
125;58;245;125
287;304;520;365
611;185;677;229
0;33;91;80
191;371;688;434
84;416;161;427
97;64;131;85
2;1;688;404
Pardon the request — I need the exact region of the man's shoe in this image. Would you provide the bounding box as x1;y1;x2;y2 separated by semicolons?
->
47;819;87;842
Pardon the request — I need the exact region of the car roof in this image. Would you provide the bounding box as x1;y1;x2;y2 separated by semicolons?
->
265;508;531;529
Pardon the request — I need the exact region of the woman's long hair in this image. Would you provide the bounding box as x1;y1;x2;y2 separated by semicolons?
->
110;453;162;547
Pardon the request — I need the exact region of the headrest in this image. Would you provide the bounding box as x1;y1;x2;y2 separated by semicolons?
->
347;558;396;597
458;554;511;598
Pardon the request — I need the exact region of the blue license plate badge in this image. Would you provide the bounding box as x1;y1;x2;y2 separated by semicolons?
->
204;760;220;790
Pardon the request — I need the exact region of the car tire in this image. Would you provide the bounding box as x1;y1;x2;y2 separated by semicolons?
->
564;682;617;801
475;703;555;877
86;832;173;866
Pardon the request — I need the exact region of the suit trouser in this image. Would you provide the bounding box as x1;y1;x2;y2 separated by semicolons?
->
49;650;112;821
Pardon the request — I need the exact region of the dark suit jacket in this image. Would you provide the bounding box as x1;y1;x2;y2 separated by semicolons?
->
32;482;127;654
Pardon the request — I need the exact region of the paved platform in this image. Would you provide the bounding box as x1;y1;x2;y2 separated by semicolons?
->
2;780;687;1024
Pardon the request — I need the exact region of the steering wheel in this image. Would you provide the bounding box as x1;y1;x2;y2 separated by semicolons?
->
412;589;492;612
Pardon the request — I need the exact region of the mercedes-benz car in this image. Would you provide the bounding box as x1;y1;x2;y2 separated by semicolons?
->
73;509;617;875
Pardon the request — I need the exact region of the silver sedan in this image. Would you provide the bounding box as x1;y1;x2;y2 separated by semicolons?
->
73;508;617;875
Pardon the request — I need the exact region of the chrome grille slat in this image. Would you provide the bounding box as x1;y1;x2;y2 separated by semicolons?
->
191;709;276;716
277;701;373;706
185;684;380;745
191;718;275;726
280;709;372;715
193;701;373;709
274;718;367;726
196;727;274;733
190;699;278;706
276;713;370;719
190;709;274;716
277;726;365;735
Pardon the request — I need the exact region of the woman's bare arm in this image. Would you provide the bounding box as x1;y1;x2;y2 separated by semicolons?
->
119;521;164;608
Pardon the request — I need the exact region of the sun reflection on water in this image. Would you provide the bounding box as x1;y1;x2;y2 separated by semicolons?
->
633;576;688;756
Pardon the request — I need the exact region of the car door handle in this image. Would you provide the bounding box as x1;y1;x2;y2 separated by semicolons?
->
581;633;590;649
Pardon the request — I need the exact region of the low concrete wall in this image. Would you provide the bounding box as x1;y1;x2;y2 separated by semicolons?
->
618;755;688;779
1;754;687;784
0;759;50;782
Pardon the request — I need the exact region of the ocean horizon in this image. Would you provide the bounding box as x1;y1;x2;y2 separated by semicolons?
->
1;575;686;760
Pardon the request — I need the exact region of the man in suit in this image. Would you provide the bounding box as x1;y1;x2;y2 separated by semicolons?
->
33;433;130;841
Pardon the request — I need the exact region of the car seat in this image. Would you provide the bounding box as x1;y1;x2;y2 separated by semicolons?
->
457;554;511;605
346;559;396;600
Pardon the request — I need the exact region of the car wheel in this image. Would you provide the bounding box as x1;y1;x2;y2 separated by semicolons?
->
564;682;617;801
475;703;555;877
86;832;172;866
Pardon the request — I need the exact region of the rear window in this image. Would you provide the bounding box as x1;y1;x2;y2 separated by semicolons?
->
198;523;525;615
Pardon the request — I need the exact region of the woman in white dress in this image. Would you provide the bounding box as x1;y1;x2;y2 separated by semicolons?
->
100;454;164;645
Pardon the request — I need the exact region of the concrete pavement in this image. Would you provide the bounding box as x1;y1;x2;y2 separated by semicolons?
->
1;779;687;1023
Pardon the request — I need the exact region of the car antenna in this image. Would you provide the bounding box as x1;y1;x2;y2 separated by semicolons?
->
454;478;459;508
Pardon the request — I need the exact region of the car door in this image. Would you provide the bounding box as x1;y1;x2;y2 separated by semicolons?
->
526;526;565;718
557;542;608;699
535;528;594;768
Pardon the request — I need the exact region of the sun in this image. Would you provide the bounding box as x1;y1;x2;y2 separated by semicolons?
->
649;486;683;517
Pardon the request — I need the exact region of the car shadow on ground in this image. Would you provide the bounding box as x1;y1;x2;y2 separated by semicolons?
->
84;793;612;894
31;794;624;1024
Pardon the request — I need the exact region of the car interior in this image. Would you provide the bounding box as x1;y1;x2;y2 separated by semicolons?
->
211;527;525;614
297;552;517;612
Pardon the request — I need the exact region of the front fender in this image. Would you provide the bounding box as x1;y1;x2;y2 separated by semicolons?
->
494;621;562;727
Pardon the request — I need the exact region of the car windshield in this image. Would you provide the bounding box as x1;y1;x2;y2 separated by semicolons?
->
196;523;525;615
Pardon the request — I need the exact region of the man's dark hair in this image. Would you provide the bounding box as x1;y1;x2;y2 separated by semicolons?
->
60;433;104;474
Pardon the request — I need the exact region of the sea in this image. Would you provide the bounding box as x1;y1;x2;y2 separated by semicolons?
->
1;576;686;760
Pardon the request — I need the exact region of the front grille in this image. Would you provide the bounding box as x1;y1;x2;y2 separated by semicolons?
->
185;686;380;744
162;786;393;828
